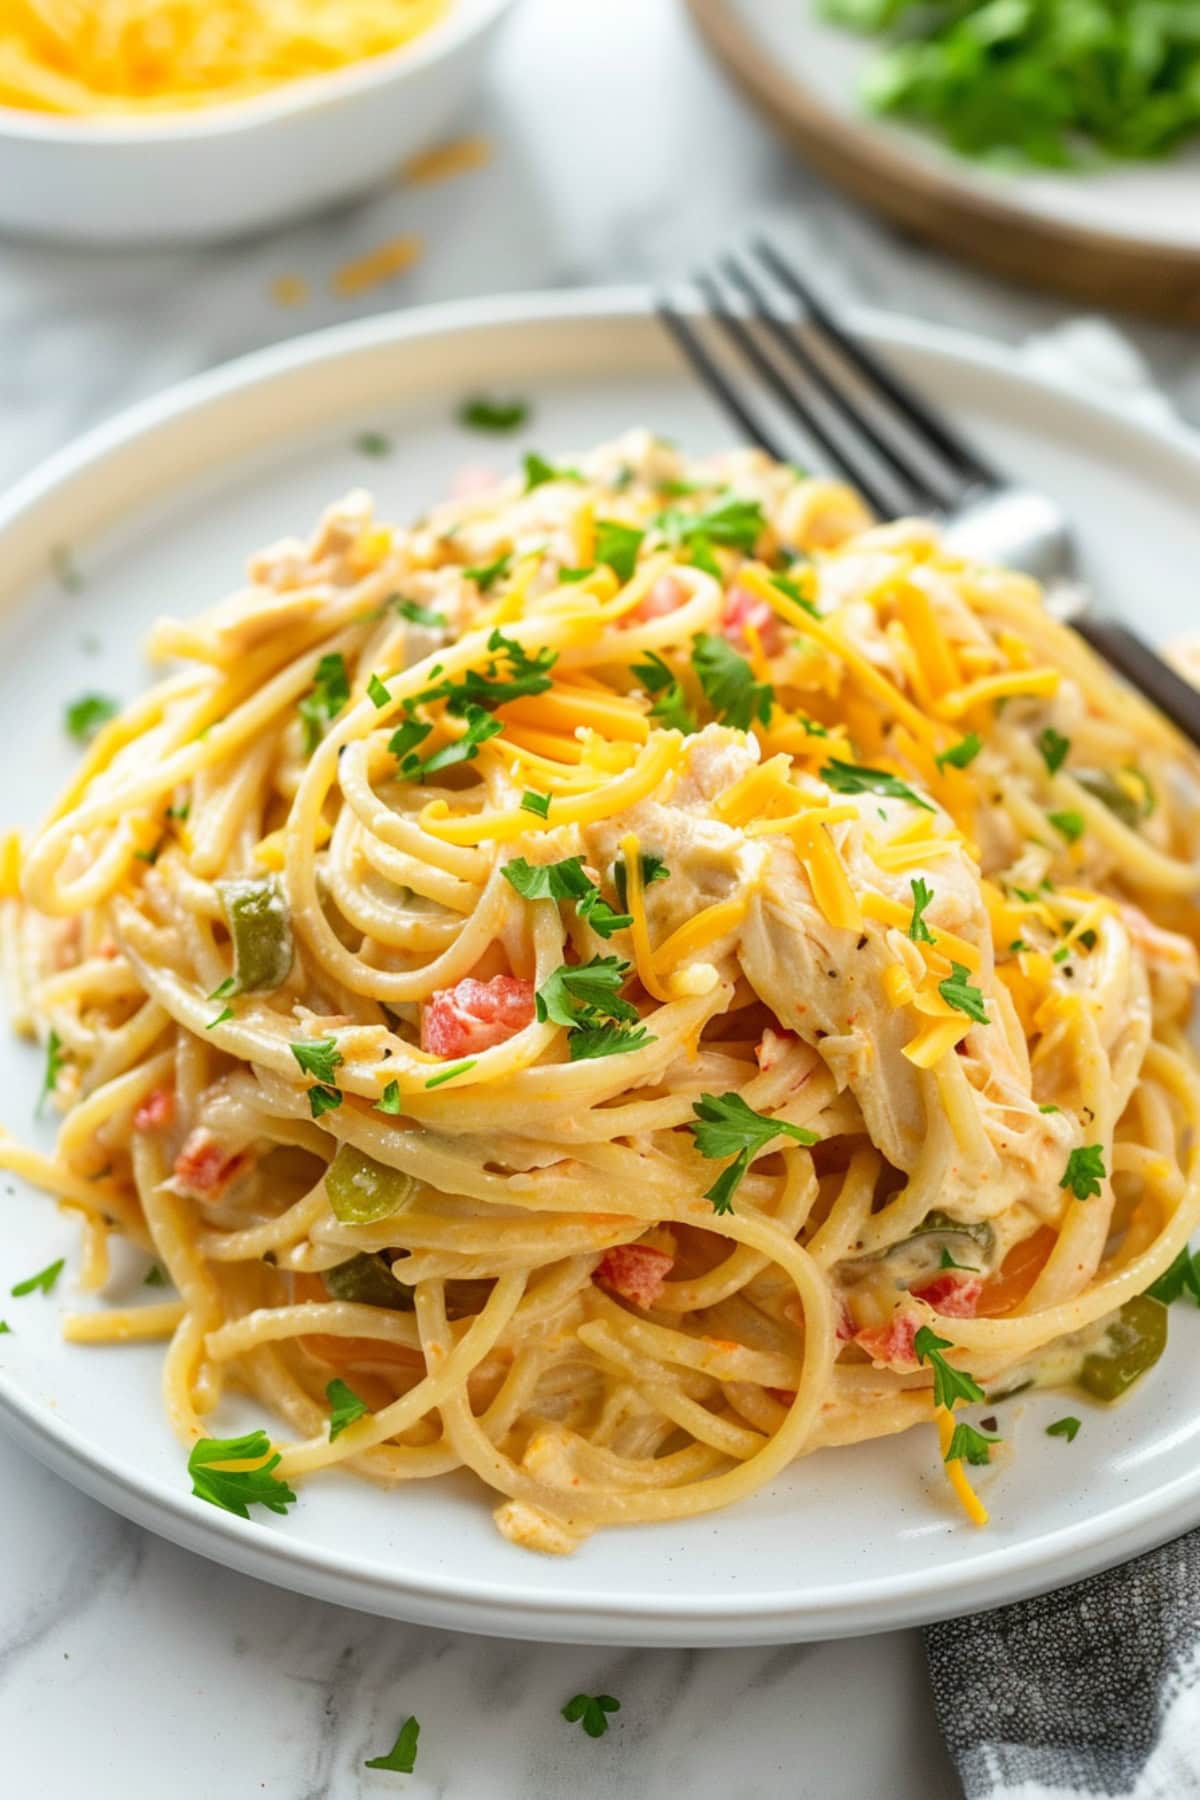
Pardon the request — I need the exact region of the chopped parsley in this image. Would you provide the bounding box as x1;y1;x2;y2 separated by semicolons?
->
939;1246;978;1272
690;1091;819;1215
326;1377;369;1440
770;570;819;617
1145;1246;1200;1307
945;1421;997;1466
561;1693;620;1739
1046;1416;1082;1443
144;1264;168;1288
460;396;529;433
37;1029;65;1115
654;494;765;555
290;1037;343;1086
365;1716;420;1774
0;1321;9;1335
376;1080;404;1115
521;790;551;819
1038;727;1071;774
387;718;433;762
353;430;391;458
206;1006;234;1030
396;703;502;781
1061;1144;1106;1201
462;551;512;592
594;519;644;583
1038;1102;1060;1114
503;856;632;938
51;544;84;594
535;955;652;1061
395;597;448;629
409;628;556;716
367;672;392;709
691;634;773;731
820;758;934;812
308;1085;342;1119
1049;809;1085;843
632;651;697;735
425;1060;476;1088
187;1429;297;1519
64;693;118;743
937;963;988;1024
909;877;936;945
935;732;982;772
613;852;668;911
11;1257;64;1298
914;1325;986;1410
298;652;350;755
523;451;582;491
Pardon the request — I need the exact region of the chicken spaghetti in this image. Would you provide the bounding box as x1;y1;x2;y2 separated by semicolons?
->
4;430;1200;1549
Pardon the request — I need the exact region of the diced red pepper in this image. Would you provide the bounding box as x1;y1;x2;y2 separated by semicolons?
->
721;583;782;655
133;1088;175;1133
420;974;536;1058
172;1129;251;1201
593;1243;674;1309
909;1274;984;1318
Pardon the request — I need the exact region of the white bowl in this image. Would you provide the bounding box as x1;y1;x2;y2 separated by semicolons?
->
0;0;515;246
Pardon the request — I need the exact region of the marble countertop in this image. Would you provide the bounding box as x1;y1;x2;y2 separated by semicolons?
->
2;2;1197;1794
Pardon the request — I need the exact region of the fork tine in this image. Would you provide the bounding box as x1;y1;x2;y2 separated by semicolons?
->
693;271;897;519
717;254;946;514
754;236;997;494
655;299;786;462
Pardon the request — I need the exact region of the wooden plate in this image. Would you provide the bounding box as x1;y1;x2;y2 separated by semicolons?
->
688;0;1200;323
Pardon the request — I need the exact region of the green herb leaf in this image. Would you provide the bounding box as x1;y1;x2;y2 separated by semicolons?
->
0;1321;10;1334
691;633;773;731
536;955;653;1061
187;1429;297;1518
566;1022;655;1061
425;1059;476;1088
612;852;669;911
937;963;988;1025
462;551;513;592
654;494;765;553
935;733;981;772
770;570;819;618
460;396;529;433
939;1246;978;1272
821;758;934;812
376;1080;404;1115
913;1325;986;1409
395;597;448;628
353;430;391;458
1038;727;1071;774
521;790;551;819
632;651;698;735
1038;1102;1061;1114
308;1085;342;1119
909;877;936;944
64;693;118;743
298;652;350;755
561;1693;620;1738
387;717;433;762
37;1030;65;1116
144;1264;168;1288
1046;1416;1081;1443
51;544;84;593
1049;809;1085;843
690;1092;818;1213
503;856;632;938
289;1037;344;1086
367;672;392;709
945;1422;997;1467
1061;1144;1106;1201
206;1006;234;1030
594;520;644;583
326;1377;369;1440
1145;1246;1200;1307
365;1715;420;1774
524;452;582;492
11;1257;64;1298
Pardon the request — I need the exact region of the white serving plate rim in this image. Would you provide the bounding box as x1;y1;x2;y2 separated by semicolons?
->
0;0;513;146
3;285;1200;1642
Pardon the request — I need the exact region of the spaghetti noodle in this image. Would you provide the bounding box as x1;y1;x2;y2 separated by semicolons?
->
5;429;1200;1551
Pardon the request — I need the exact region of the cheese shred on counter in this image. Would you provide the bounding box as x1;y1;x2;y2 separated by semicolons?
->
7;428;1200;1550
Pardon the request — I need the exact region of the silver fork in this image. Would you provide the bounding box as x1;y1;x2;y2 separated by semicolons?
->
658;236;1200;746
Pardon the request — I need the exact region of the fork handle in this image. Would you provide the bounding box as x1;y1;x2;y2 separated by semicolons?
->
1072;617;1200;749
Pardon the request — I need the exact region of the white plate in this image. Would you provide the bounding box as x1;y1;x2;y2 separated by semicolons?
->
2;289;1200;1647
724;0;1200;255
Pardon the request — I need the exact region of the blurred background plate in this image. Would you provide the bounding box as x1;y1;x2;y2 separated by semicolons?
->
3;289;1200;1646
688;0;1200;323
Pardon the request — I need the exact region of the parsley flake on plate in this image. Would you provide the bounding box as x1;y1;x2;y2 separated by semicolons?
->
690;1092;819;1215
1061;1144;1106;1200
11;1257;64;1298
187;1429;296;1519
944;1421;998;1467
561;1693;620;1738
353;430;391;458
460;395;529;433
365;1716;420;1773
37;1029;65;1116
523;451;582;492
64;693;118;744
1046;1416;1082;1443
1145;1247;1200;1307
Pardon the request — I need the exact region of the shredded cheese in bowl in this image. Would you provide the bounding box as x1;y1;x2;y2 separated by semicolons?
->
0;0;449;116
